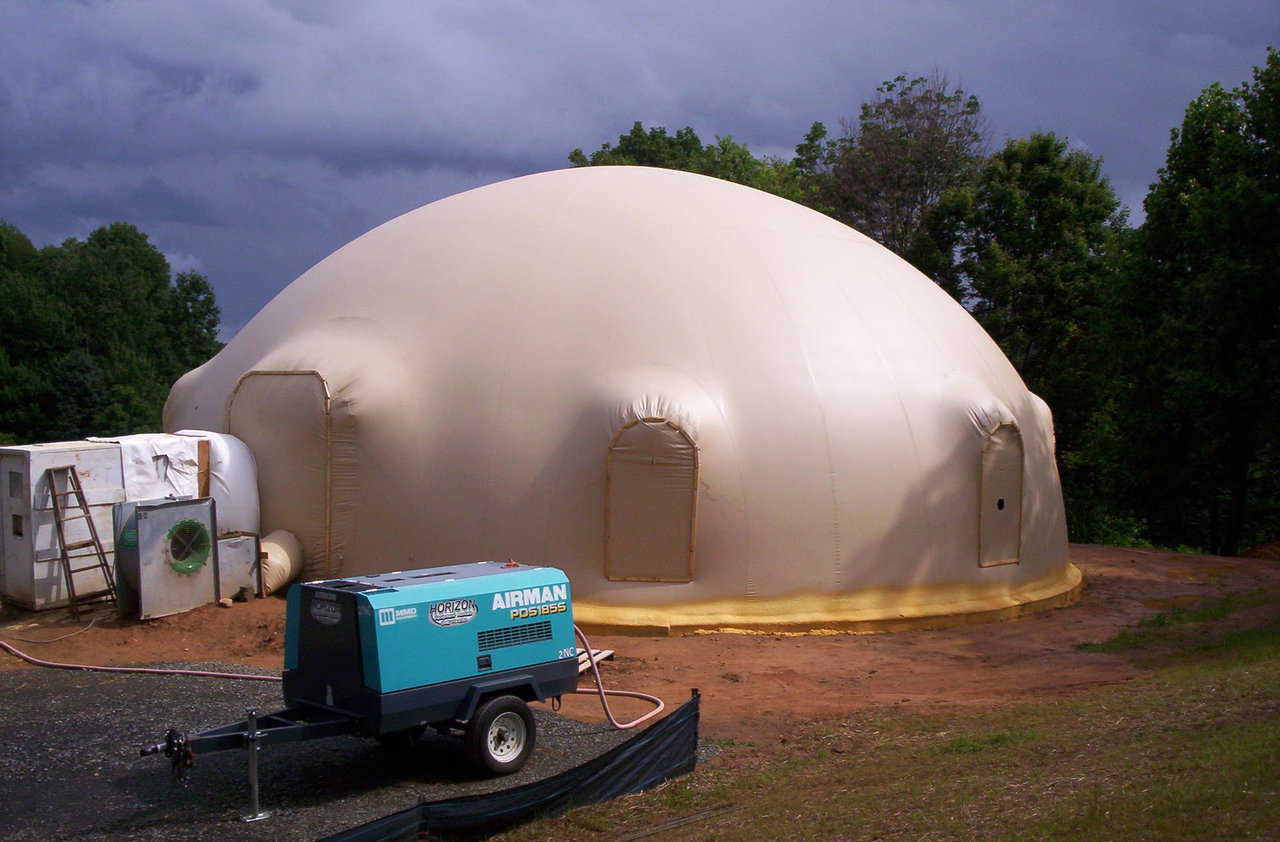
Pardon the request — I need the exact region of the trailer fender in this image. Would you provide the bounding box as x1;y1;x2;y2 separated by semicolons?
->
456;674;542;723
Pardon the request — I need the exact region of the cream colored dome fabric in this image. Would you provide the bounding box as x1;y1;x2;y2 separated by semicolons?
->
164;166;1078;632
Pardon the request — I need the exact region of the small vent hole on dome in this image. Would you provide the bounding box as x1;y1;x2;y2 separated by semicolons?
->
996;498;1006;511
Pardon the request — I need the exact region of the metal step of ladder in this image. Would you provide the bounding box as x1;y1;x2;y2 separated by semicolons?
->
46;465;116;618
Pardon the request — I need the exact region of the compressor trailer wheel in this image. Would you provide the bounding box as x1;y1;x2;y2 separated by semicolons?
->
466;695;536;774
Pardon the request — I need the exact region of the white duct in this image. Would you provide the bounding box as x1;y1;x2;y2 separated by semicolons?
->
175;430;260;536
260;529;303;595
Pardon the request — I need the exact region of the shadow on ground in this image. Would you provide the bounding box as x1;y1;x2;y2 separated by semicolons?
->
0;663;629;841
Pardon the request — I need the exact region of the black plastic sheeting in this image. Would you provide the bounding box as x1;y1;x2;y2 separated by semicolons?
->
320;690;701;842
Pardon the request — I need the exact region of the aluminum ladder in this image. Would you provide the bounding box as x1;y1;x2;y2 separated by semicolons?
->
46;465;116;617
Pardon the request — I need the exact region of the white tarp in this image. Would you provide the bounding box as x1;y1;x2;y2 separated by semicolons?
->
176;430;260;536
88;434;199;501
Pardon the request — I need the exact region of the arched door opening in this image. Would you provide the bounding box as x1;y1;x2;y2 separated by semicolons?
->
979;423;1023;567
605;418;698;582
226;370;332;578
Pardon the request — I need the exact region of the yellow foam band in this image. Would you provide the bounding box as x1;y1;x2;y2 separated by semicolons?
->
574;563;1083;636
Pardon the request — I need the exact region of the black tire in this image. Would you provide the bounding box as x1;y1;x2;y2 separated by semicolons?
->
465;695;536;775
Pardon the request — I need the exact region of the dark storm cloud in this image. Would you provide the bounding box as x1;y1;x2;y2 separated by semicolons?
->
2;0;1277;335
6;176;207;230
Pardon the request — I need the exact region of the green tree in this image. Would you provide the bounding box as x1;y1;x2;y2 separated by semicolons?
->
787;121;836;214
0;220;222;442
1118;48;1280;554
569;122;706;170
917;133;1126;540
926;134;1123;372
826;71;987;259
568;121;813;203
0;224;75;439
169;270;222;373
0;221;39;275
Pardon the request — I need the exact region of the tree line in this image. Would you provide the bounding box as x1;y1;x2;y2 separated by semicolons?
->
0;222;221;443
569;50;1280;556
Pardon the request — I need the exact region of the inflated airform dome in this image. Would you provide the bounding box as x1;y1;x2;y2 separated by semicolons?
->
165;166;1080;633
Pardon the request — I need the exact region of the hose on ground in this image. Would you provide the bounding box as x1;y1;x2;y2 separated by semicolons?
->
1;617;97;643
1;622;664;721
0;638;281;682
570;623;665;729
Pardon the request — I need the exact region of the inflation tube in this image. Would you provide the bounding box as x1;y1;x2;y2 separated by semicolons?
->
570;624;665;729
0;639;281;682
260;529;304;596
2;627;666;727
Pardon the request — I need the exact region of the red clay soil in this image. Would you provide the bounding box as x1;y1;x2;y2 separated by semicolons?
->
3;545;1278;746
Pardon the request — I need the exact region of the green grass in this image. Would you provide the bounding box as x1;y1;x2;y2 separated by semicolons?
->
1077;590;1272;652
1018;717;1280;841
497;589;1280;842
1176;616;1280;669
941;730;1033;754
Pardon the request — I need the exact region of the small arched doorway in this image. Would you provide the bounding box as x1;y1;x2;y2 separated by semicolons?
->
605;418;698;582
226;370;332;578
979;423;1023;567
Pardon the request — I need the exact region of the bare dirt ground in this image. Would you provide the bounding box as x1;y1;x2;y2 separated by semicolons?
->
3;544;1278;750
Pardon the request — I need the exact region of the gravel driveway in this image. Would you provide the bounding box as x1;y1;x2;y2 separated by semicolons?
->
0;662;632;840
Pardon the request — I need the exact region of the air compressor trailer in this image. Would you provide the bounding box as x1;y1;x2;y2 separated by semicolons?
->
142;561;580;819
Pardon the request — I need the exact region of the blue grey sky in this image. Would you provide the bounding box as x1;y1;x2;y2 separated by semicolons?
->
3;1;1277;337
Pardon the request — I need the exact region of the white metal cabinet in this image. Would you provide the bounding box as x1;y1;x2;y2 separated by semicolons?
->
0;442;125;608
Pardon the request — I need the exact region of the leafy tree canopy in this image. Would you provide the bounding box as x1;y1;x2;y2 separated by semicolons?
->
826;72;988;259
569;121;811;203
922;132;1123;366
1116;47;1280;554
0;221;223;442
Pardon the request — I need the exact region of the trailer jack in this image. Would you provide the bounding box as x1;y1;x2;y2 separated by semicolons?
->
142;704;358;822
241;707;270;822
